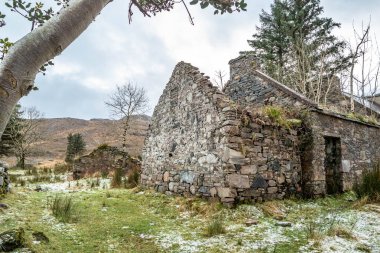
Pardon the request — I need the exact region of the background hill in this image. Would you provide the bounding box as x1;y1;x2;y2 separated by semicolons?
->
8;115;150;167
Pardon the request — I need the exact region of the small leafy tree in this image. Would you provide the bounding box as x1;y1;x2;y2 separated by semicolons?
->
65;133;86;163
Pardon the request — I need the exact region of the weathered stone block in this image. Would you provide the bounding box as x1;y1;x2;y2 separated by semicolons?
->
252;175;268;189
240;189;262;197
180;171;195;184
277;174;286;184
227;174;250;188
342;160;351;173
217;187;237;198
240;165;258;175
268;180;276;187
163;171;170;182
190;185;196;195
267;187;278;194
222;148;245;163
210;187;217;197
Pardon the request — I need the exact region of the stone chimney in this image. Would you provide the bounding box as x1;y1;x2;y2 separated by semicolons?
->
228;54;258;79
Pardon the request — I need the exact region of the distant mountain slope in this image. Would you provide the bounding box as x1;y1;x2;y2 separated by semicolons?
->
32;115;150;161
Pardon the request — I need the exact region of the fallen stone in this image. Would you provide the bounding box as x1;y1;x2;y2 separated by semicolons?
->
0;203;9;209
32;231;49;243
0;228;25;252
245;219;259;226
275;221;292;227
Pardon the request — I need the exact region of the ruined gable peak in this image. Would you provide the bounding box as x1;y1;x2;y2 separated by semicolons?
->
228;54;258;79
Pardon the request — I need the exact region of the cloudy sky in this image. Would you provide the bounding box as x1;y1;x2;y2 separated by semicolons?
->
2;0;380;119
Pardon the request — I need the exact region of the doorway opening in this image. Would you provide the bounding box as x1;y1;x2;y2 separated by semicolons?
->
324;136;343;194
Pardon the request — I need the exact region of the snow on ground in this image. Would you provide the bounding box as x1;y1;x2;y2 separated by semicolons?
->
27;177;111;192
155;204;380;253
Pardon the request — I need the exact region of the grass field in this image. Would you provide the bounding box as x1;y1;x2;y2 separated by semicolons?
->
0;180;379;253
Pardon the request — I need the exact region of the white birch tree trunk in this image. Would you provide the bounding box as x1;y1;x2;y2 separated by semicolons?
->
0;0;112;137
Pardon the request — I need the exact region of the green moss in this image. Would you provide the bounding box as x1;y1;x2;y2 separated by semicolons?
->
346;112;379;125
263;106;302;129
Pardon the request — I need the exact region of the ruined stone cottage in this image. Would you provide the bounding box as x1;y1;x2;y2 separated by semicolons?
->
141;55;380;204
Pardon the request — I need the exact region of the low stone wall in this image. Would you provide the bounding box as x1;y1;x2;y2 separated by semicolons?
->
73;146;140;179
0;161;10;193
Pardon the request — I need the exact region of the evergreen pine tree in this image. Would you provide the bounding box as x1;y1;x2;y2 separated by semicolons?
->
248;0;351;104
0;105;22;157
65;133;86;163
248;0;290;83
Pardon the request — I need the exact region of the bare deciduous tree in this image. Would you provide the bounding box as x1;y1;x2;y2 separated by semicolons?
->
105;83;148;163
348;20;380;113
213;70;227;91
10;107;43;169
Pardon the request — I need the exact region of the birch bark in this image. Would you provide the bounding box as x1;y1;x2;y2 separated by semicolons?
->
0;0;112;137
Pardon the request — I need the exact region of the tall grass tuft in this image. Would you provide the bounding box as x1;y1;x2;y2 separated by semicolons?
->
50;195;77;223
354;162;380;202
204;219;226;237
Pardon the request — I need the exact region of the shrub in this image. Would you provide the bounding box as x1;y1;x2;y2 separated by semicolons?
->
97;143;110;150
29;175;51;183
54;163;70;174
204;219;226;237
49;195;77;223
101;170;109;179
111;167;124;188
354;162;380;202
26;167;38;176
125;168;140;189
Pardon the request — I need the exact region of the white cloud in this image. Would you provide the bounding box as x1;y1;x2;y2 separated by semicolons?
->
9;0;380;118
81;76;113;91
50;59;83;77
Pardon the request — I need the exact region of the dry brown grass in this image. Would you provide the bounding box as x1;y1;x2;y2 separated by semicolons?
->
328;225;356;240
259;201;286;220
175;197;221;217
352;196;369;209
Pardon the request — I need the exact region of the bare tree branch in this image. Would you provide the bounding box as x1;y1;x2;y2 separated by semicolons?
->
105;83;149;162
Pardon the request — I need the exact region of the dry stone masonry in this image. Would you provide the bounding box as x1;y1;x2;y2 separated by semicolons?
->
0;161;10;193
141;55;380;204
73;145;140;179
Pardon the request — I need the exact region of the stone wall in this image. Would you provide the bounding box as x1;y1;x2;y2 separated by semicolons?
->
142;57;380;203
141;62;302;204
73;145;140;179
302;111;380;196
0;161;10;193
